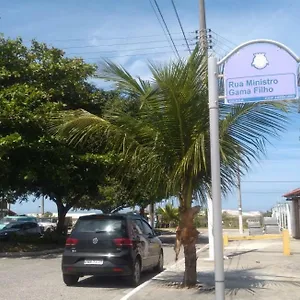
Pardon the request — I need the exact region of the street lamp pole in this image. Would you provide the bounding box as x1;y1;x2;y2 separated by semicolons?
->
200;1;225;298
208;56;225;300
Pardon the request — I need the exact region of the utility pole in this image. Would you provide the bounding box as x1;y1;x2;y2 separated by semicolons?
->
199;0;207;52
237;166;244;234
199;0;215;261
204;0;225;297
208;56;225;300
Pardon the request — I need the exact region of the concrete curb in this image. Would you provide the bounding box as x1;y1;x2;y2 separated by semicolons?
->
0;248;64;258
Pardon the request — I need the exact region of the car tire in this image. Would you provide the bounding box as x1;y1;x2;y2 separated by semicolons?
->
128;258;141;287
153;250;164;273
63;274;79;286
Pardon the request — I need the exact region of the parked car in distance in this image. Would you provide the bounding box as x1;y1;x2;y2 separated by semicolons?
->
37;217;57;233
61;213;164;287
0;221;42;241
0;215;38;230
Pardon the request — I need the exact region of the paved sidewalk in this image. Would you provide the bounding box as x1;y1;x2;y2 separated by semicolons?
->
128;239;300;299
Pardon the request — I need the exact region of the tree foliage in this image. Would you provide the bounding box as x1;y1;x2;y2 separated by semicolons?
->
0;37;121;231
53;48;289;285
0;36;165;230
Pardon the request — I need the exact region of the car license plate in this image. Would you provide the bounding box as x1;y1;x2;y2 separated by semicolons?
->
84;260;103;265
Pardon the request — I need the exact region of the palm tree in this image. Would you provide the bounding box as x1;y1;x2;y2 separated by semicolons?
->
52;49;288;286
156;203;179;228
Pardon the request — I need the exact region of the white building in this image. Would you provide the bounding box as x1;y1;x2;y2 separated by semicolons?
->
283;188;300;238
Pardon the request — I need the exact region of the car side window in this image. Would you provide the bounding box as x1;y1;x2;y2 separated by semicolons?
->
11;224;22;229
132;219;143;235
22;223;31;230
142;220;154;236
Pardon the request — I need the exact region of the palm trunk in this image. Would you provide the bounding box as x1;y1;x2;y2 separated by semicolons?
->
183;240;197;286
176;205;201;287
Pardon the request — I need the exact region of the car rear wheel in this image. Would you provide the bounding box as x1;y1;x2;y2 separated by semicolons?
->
63;274;79;286
128;259;141;287
153;251;164;273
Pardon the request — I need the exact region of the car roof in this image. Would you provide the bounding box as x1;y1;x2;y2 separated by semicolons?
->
6;221;36;225
5;216;35;219
78;213;144;220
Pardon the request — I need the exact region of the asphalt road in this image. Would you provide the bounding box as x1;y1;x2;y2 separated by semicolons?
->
0;234;208;300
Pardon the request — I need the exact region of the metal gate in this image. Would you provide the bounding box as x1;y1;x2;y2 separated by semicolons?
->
271;202;291;234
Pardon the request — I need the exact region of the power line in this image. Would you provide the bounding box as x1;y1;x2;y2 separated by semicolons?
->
148;0;177;57
23;31;194;43
206;30;238;59
67;43;194;56
170;0;191;54
81;49;190;61
242;181;300;183
240;192;290;194
61;37;188;50
152;0;181;59
208;35;233;58
210;30;237;48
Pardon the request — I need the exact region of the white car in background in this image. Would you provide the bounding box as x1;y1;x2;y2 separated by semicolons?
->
37;217;57;233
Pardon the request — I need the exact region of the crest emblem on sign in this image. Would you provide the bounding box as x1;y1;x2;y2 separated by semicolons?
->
251;53;269;70
92;238;98;244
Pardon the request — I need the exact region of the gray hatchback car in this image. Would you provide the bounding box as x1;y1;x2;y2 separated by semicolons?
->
61;214;164;287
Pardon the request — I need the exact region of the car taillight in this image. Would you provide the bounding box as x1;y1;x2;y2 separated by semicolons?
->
114;238;133;247
65;238;78;247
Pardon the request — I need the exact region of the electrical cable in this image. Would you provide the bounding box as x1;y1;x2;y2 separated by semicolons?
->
148;0;177;57
152;0;180;59
170;0;191;54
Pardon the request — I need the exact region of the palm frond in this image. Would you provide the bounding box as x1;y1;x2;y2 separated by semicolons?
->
52;47;290;207
98;59;157;105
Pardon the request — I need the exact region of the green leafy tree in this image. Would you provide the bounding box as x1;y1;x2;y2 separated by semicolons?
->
0;37;120;233
43;211;53;217
53;49;288;285
74;168;166;214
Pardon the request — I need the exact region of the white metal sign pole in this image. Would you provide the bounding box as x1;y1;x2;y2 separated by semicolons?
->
207;38;300;300
208;55;225;300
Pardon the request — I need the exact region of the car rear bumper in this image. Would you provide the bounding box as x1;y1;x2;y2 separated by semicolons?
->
62;250;134;277
62;264;132;276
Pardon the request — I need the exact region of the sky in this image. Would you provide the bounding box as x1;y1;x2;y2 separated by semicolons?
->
1;0;300;214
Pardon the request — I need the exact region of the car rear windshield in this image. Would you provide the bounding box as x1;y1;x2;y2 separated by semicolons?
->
1;217;36;223
73;218;126;233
